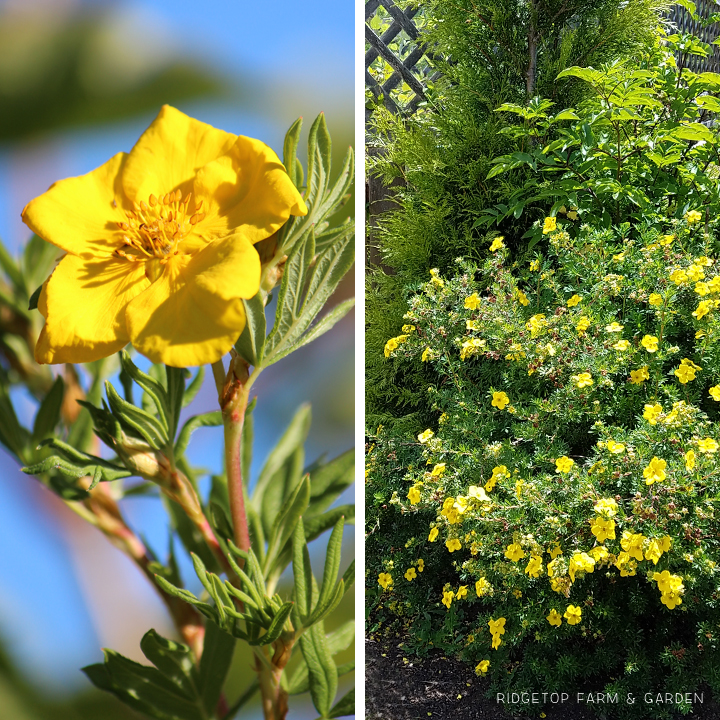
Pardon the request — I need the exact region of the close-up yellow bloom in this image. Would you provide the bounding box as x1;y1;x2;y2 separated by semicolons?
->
555;456;574;474
491;391;510;410
643;403;662;425
685;449;696;470
605;322;624;332
685;209;702;224
710;386;720;401
378;572;393;590
641;334;659;353
567;294;582;307
505;543;526;562
564;605;582;625
464;293;482;310
613;339;630;351
475;577;492;596
446;538;462;553
417;559;425;572
572;372;593;389
629;366;650;384
643;456;667;485
475;660;490;675
648;293;663;307
441;589;454;609
698;437;719;454
606;440;625;455
546;609;562;627
542;216;557;234
428;527;439;542
489;237;505;252
418;429;434;443
23;106;306;367
407;485;422;505
404;567;417;581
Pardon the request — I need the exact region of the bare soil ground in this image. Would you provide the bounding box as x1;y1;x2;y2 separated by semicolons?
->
365;636;720;720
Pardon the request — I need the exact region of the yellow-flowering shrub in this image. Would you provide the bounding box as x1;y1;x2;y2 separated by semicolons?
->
367;219;720;716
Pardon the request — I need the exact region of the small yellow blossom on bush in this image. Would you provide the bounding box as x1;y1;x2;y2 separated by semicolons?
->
685;449;696;470
698;437;719;454
615;552;637;577
591;517;616;543
442;590;454;608
564;605;582;625
696;282;710;296
464;293;481;310
407;486;422;505
516;289;530;306
710;386;720;401
670;268;688;285
621;531;646;561
489;237;505;252
401;324;415;333
643;457;667;485
486;465;508;491
418;429;434;443
525;555;544;578
468;485;490;503
576;316;591;335
428;527;439;542
530;259;540;271
630;366;650;384
549;544;562;559
383;337;399;357
475;578;492;597
546;609;562;627
594;497;618;517
605;322;624;332
641;335;659;352
446;538;462;553
491;391;510;410
488;617;506;649
709;276;720;293
687;264;705;282
429;268;444;288
505;543;526;562
660;234;674;245
456;585;468;600
696;255;713;266
693;299;715;320
653;570;685;609
685;209;702;224
644;539;665;565
555;456;574;474
675;360;699;384
543;217;557;234
613;339;630;351
460;337;486;360
527;314;547;337
567;294;582;307
589;546;610;563
569;552;595;582
573;372;593;388
475;660;490;675
649;293;663;306
643;403;662;425
430;463;446;477
405;567;417;581
22;106;307;367
421;347;434;362
378;573;393;590
606;440;625;455
417;559;425;572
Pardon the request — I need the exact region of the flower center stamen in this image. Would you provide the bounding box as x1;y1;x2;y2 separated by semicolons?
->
115;189;206;263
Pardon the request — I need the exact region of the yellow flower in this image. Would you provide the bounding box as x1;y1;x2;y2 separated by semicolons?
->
407;486;422;505
693;300;714;320
456;585;468;600
516;289;530;306
468;485;490;503
567;294;582;307
685;449;696;470
564;605;582;625
465;293;482;310
525;555;544;578
685;209;702;224
555;456;574;474
594;497;618;517
405;567;417;581
606;440;625;455
613;339;630;351
530;259;540;271
542;217;557;234
526;314;546;337
428;527;439;542
590;517;616;543
378;572;393;590
491;391;510;410
687;264;705;282
489;237;505;252
645;539;664;565
621;531;646;562
417;558;425;572
698;437;719;454
430;463;446;477
670;268;688;285
421;347;433;362
429;268;444;288
643;457;667;485
402;324;415;333
446;538;462;553
485;465;507;491
475;577;492;596
418;429;434;443
709;386;720;401
696;282;710;296
441;590;454;608
24;106;306;367
475;660;490;675
648;293;663;307
660;234;674;246
643;403;662;425
546;609;562;627
674;363;697;384
641;335;659;353
576;316;591;335
384;338;399;357
568;552;595;582
549;543;562;559
488;617;506;649
505;543;526;562
513;588;522;599
605;322;624;332
572;372;593;389
589;546;610;563
629;366;649;384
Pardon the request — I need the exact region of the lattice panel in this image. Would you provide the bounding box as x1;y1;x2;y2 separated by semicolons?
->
365;0;440;120
667;1;720;73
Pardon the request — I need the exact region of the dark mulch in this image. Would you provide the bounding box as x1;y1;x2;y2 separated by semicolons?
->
365;636;720;720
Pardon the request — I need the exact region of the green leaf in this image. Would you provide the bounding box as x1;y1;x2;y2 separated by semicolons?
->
106;381;169;450
234;292;267;366
328;688;355;718
119;352;170;430
315;517;344;613
265;475;311;575
308;449;354;515
165;366;186;440
0;237;23;291
154;575;219;624
306;113;332;209
31;376;64;444
300;622;338;718
283;298;355;358
283;117;303;190
183;367;205;408
251;601;294;646
140;630;197;698
27;283;42;311
315;146;354;222
0;384;29;459
292;521;313;620
175;411;223;457
197;621;236;715
304;505;356;540
553;109;580;121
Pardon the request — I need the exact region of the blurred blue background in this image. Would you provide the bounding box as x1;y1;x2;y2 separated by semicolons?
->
0;0;354;717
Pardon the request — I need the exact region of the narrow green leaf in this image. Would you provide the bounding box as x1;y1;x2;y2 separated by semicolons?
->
27;283;42;311
305;579;345;628
119;352;169;429
139;630;196;698
306;113;332;209
251;601;294;646
328;688;355;718
0;236;23;290
235;292;267;366
315;146;354;222
0;385;29;459
175;411;222;457
283;117;303;189
198;620;236;715
106;381;168;450
31;375;64;444
165;366;186;440
300;622;338;717
315;517;344;611
265;475;311;575
182;367;205;408
292;521;313;619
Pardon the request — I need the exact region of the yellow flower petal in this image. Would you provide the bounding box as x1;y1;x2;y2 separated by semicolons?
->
35;254;149;364
22;152;130;259
194;134;308;244
122;105;238;203
126;233;261;366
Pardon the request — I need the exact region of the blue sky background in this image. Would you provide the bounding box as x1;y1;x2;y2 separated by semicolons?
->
0;0;354;707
